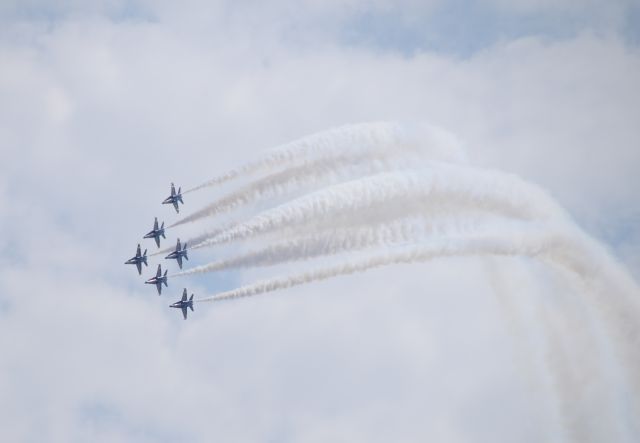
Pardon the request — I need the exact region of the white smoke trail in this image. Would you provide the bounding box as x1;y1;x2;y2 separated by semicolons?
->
151;246;176;257
190;164;563;250
483;258;628;440
184;121;466;194
549;245;640;435
539;305;613;442
150;227;225;257
196;230;561;303
483;258;541;383
175;117;640;436
172;216;531;277
196;222;640;428
194;226;640;347
172;151;425;227
482;258;574;439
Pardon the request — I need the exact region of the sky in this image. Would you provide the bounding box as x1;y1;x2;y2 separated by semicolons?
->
0;1;639;442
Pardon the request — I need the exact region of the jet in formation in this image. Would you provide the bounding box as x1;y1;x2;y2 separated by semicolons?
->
163;183;184;213
125;244;148;275
165;238;188;269
145;264;168;295
144;217;166;248
170;288;195;320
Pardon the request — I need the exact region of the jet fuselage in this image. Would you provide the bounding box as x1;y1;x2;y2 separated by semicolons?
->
163;183;183;213
143;217;166;248
170;289;195;319
165;239;188;269
145;265;168;295
144;228;165;240
125;244;148;275
170;299;193;309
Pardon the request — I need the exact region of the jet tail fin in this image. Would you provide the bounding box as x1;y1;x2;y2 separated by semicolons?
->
189;294;194;311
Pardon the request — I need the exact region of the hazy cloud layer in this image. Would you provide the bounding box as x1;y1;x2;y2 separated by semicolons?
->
0;1;638;442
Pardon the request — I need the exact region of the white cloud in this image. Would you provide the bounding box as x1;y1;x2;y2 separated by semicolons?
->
0;2;638;442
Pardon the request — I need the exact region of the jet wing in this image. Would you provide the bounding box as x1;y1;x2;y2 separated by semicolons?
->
173;200;179;213
156;282;162;295
153;218;159;231
154;236;160;248
136;261;142;275
136;244;141;257
171;183;176;197
181;306;188;320
181;289;187;301
176;255;183;269
156;265;162;278
176;239;181;251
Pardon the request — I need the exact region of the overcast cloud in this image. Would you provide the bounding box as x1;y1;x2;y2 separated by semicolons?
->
0;1;638;442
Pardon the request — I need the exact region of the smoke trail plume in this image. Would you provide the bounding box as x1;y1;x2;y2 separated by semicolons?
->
194;225;640;340
190;165;563;250
173;120;640;438
172;216;530;277
196;231;560;303
172;151;423;227
184;121;466;194
150;227;225;257
195;222;640;424
175;120;640;436
537;286;633;442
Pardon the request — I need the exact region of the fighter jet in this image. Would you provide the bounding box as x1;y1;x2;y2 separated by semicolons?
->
162;183;184;213
125;244;148;275
145;264;168;295
165;238;188;269
170;288;195;320
144;217;166;248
